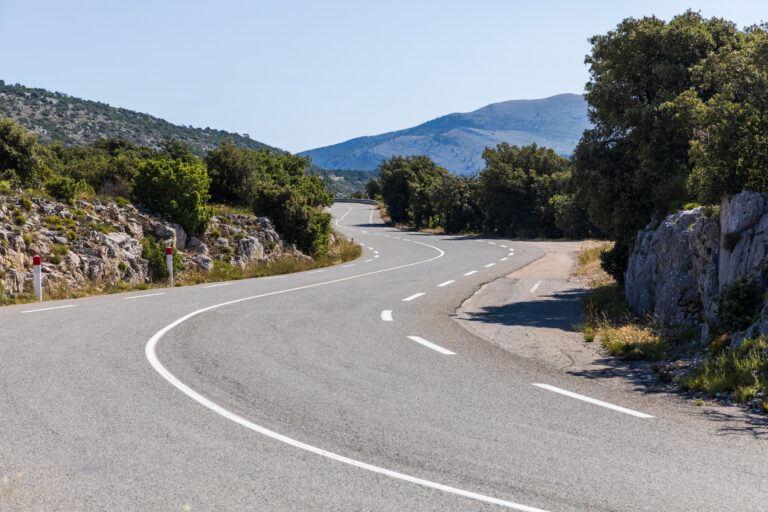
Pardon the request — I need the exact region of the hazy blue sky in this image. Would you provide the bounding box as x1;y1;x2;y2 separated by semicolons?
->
0;1;764;152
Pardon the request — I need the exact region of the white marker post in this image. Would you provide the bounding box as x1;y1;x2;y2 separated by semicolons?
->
165;246;174;287
33;254;42;301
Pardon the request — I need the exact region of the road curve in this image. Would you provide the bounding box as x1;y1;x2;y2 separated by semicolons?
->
1;202;767;511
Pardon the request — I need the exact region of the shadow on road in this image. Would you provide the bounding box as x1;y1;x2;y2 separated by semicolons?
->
461;289;586;331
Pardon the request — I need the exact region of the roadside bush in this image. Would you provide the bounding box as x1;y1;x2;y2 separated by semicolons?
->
141;236;183;282
718;275;765;333
45;176;94;203
133;159;212;235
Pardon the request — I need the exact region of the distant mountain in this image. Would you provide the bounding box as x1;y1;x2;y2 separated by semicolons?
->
301;94;589;173
0;80;275;155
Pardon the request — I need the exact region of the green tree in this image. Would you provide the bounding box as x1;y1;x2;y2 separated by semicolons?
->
571;11;740;279
364;177;381;199
378;155;447;227
477;143;569;237
133;159;213;234
427;174;481;233
0;115;40;187
683;27;768;203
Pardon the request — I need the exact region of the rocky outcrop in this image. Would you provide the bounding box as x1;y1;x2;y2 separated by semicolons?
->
625;191;768;340
0;193;302;297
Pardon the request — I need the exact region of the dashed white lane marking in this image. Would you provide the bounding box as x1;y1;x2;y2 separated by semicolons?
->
362;230;368;234
530;281;542;294
309;269;327;274
144;213;548;512
406;336;456;355
501;245;508;248
21;304;77;314
364;259;374;263
381;310;393;321
484;263;495;268
402;292;425;302
374;255;380;259
464;270;478;276
368;207;374;224
500;257;509;261
488;242;496;245
203;283;233;289
374;251;379;254
368;246;375;250
123;293;165;300
342;264;355;268
533;384;654;419
437;280;455;287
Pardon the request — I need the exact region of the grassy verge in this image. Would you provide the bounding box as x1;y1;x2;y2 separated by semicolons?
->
0;235;361;305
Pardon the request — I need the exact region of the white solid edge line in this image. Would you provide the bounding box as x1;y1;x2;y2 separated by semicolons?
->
406;336;456;355
530;281;542;294
381;310;393;321
463;270;477;276
123;292;166;300
21;304;77;313
203;283;233;289
144;236;550;511
533;384;654;419
437;280;455;287
484;263;495;268
402;292;425;302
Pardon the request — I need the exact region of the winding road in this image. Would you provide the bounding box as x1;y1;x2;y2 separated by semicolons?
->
1;202;767;511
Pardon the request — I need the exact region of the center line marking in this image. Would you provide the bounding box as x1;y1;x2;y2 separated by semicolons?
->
437;280;455;287
381;310;393;321
21;304;77;314
500;257;508;261
342;264;355;268
484;263;495;268
368;246;374;250
364;259;374;263
463;270;477;276
406;336;456;355
203;283;233;288
501;245;508;248
402;292;425;302
488;242;496;245
530;281;542;294
533;384;654;418
123;293;165;300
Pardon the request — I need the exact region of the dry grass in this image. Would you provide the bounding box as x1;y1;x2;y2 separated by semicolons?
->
573;241;614;287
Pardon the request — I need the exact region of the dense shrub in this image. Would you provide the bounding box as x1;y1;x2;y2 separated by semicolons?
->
0;116;40;187
718;275;765;333
141;236;183;282
133;159;212;235
45;176;94;202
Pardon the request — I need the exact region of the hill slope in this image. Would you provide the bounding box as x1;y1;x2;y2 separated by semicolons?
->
0;80;274;155
301;94;589;173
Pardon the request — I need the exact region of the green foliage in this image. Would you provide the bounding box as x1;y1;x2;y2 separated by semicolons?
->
19;197;32;211
13;208;26;225
478;143;569;237
682;337;768;400
45;176;94;202
427;173;481;233
365;178;381;199
44;216;63;230
0;115;40;187
718;275;765;333
252;182;332;255
683;28;768;203
572;11;741;275
548;194;597;239
114;196;129;207
599;241;630;283
66;230;77;241
133;158;212;235
87;222;115;234
141;236;183;282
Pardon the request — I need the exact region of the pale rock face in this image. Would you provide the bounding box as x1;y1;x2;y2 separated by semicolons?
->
187;237;208;255
238;236;264;263
625;191;768;342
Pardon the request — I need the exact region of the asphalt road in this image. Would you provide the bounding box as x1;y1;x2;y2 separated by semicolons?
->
1;202;767;511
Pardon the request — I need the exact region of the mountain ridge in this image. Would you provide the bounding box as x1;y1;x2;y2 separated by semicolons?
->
301;93;589;173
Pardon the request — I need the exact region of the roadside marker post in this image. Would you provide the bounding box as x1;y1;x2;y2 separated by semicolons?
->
166;247;174;287
33;254;42;301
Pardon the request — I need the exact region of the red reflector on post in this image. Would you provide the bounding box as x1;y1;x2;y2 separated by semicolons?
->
165;247;173;255
33;254;41;265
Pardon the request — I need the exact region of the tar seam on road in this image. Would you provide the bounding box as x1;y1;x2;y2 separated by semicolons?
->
533;383;654;418
21;304;77;313
406;336;456;355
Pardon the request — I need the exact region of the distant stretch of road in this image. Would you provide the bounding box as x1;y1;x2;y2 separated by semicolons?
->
1;202;766;511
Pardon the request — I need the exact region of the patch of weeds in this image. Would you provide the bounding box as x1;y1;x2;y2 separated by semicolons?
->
19;197;32;211
71;208;87;219
702;205;719;218
22;233;32;246
66;230;77;241
118;262;127;272
44;216;63;230
62;218;77;229
87;222;115;234
13;209;26;225
114;196;129;208
681;337;768;401
693;398;704;406
220;246;233;255
684;202;701;211
208;228;222;239
234;232;245;241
